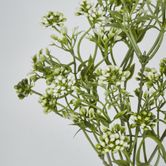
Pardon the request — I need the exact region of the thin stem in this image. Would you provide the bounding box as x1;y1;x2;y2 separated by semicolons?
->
118;151;123;160
110;48;117;65
106;153;113;166
147;30;163;56
148;129;166;163
127;121;133;154
83;130;110;166
127;29;142;58
77;27;92;62
154;152;160;166
31;90;42;96
93;44;98;62
70;49;78;80
132;63;146;165
123;150;134;166
148;30;164;61
82;129;97;152
143;140;148;163
120;46;133;67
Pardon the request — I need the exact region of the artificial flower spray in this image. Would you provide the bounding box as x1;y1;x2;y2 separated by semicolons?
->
15;0;166;165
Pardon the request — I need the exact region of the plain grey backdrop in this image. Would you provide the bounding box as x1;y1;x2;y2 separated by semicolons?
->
0;0;165;166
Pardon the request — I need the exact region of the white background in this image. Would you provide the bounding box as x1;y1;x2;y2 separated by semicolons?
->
0;0;165;166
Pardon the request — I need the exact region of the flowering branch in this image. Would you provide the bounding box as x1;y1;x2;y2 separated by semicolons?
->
14;0;166;165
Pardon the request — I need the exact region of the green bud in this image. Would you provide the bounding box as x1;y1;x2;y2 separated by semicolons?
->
14;78;33;99
79;107;87;115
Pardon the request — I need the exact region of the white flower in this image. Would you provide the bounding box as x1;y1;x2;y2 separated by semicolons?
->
61;86;65;91
105;137;109;144
121;135;125;141
114;133;119;139
115;140;120;145
110;136;115;142
103;133;108;139
120;140;124;145
101;141;106;147
123;142;129;147
120;146;124;151
115;146;121;151
56;85;61;90
57;75;63;81
109;143;114;148
62;78;66;84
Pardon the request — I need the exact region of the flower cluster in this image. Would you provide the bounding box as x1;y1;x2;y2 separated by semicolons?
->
88;6;105;23
32;49;47;73
160;58;166;76
96;124;129;154
79;107;96;120
32;49;75;87
66;107;96;124
75;0;93;16
39;88;57;113
130;111;157;130
92;25;122;44
144;67;160;88
14;78;33;99
53;74;75;97
32;49;62;82
40;71;75;100
76;0;105;24
41;11;66;28
95;65;130;87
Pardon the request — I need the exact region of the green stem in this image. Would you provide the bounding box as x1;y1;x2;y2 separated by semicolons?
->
132;63;146;165
118;151;123;160
106;153;113;166
82;129;97;152
70;49;78;80
31;90;42;96
148;30;165;61
120;46;133;67
110;48;117;65
127;121;133;154
127;29;142;59
93;44;98;62
143;140;148;163
77;27;92;62
147;27;164;56
123;150;134;166
83;129;110;166
148;129;166;163
154;152;160;166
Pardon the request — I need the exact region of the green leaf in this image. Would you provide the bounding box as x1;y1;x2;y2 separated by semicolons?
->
127;64;135;80
113;160;130;166
97;115;110;127
137;29;146;43
134;15;151;25
80;55;94;80
136;130;166;166
109;11;123;21
73;128;82;138
78;60;88;72
113;110;128;120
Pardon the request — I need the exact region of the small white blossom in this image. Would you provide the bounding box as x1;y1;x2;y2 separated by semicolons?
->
41;11;66;28
96;124;129;154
